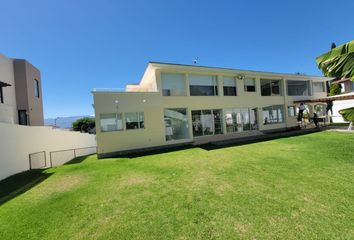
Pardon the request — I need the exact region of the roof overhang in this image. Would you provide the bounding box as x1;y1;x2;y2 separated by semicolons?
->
332;78;351;84
294;92;354;103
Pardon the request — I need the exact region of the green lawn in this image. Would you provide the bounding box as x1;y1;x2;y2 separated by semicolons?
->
1;132;354;239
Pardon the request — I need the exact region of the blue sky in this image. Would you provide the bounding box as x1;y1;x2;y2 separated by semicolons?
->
0;0;353;118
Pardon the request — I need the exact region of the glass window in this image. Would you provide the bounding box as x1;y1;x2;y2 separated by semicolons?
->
262;105;284;124
244;78;256;92
192;109;223;137
126;112;144;130
34;79;40;98
261;79;282;96
164;108;189;141
250;108;258;130
189;74;218;96
161;73;186;96
288;106;296;117
313;82;325;92
287;80;311;96
223;77;237;96
100;113;123;132
225;108;258;133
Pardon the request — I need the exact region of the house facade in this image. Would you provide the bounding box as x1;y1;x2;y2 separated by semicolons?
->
93;62;331;158
0;54;44;126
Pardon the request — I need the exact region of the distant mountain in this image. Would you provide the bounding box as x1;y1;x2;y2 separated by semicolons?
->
45;116;94;129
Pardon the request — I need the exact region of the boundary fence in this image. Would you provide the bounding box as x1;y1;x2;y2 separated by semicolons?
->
28;146;97;169
29;151;47;169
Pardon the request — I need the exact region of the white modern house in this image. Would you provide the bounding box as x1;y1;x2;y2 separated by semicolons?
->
92;62;332;158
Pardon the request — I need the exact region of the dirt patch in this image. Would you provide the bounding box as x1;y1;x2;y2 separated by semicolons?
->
117;173;156;188
234;221;250;235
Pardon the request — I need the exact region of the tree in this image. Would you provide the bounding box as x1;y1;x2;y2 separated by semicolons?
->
329;83;341;96
316;40;354;129
72;117;95;133
316;40;354;81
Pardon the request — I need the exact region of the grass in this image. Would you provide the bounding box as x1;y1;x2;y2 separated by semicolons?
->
0;131;354;239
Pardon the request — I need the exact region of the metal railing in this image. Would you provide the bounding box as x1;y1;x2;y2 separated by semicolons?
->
49;146;97;167
29;151;47;169
92;88;158;93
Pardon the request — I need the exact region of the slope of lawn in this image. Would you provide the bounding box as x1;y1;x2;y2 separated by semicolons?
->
0;131;354;239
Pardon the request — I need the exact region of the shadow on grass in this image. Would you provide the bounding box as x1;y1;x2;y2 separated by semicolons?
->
65;155;93;165
120;128;321;158
0;169;53;205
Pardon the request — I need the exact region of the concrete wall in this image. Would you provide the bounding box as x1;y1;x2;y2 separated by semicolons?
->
13;59;44;126
0;54;18;124
0;122;96;180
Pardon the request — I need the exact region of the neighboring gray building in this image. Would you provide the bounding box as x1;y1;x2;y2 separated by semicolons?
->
0;53;44;126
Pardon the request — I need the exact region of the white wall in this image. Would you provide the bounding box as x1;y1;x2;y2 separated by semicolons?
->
0;122;96;180
332;99;354;123
0;54;18;124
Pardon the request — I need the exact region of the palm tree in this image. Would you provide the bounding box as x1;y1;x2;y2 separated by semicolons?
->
316;40;354;81
316;40;354;130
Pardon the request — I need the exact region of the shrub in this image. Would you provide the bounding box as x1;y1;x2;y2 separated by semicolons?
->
329;83;341;96
72;117;95;133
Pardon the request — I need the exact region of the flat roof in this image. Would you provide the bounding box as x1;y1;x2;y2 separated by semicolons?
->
149;61;333;79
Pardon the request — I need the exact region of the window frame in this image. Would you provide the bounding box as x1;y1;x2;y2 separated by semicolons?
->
223;76;237;96
191;109;223;137
125;112;145;130
244;78;256;92
161;72;187;96
100;113;124;132
262;105;285;125
34;79;40;98
312;81;325;93
261;79;282;96
189;74;218;96
287;80;312;96
164;108;190;141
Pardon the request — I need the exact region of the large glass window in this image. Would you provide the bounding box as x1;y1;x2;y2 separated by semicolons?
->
161;73;186;96
287;80;311;96
189;74;218;96
244;78;256;92
261;79;282;96
192;109;223;137
34;79;40;98
262;105;284;124
100;113;123;132
223;77;237;96
313;82;325;93
164;108;189;141
126;112;144;130
225;108;258;133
